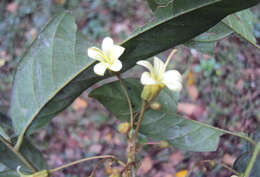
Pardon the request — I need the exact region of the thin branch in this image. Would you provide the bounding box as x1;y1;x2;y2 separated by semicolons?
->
115;73;135;129
49;155;118;174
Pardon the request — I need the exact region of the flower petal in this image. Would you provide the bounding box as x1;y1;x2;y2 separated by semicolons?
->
162;70;182;91
102;37;114;55
137;60;154;73
112;45;125;60
88;47;105;62
108;59;122;72
154;56;165;76
140;72;157;85
165;82;182;91
94;62;107;76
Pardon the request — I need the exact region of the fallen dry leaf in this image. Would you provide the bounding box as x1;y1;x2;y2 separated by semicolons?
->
176;170;188;177
72;97;88;111
186;85;199;102
178;102;204;118
169;151;184;166
187;70;195;86
222;154;236;166
54;0;66;5
137;156;153;175
0;58;6;67
6;2;18;13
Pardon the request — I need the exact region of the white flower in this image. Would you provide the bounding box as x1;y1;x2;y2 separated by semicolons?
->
137;52;182;92
88;37;125;76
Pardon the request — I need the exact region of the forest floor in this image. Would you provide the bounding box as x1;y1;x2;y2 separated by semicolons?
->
0;0;260;177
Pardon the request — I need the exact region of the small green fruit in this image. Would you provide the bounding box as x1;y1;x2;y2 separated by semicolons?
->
150;101;161;110
117;122;130;134
159;140;169;148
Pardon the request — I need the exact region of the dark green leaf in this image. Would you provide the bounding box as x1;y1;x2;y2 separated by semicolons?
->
234;152;260;177
0;138;47;172
11;0;260;136
0;170;19;177
146;0;171;12
223;9;259;48
148;2;258;53
89;79;143;121
10;12;99;135
185;23;232;55
0;127;10;142
90;79;225;151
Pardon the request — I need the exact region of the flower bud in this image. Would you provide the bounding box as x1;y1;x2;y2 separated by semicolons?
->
159;140;169;148
105;161;113;174
208;160;215;168
141;85;163;102
117;122;130;134
150;101;161;110
109;168;120;177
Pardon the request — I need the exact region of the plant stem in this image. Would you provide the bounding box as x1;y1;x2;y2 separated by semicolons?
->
49;155;123;174
127;100;146;177
14;130;25;151
219;162;240;176
133;100;147;139
221;130;256;145
244;141;260;177
115;73;135;129
188;117;256;145
0;135;36;172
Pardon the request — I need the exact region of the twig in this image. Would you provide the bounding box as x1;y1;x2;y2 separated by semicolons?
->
49;155;119;174
115;73;135;130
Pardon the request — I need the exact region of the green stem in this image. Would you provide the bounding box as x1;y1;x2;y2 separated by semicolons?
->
219;129;255;145
0;136;36;172
115;73;135;129
133;100;147;139
220;162;240;176
14;130;25;151
187;117;256;145
244;141;260;177
49;155;123;174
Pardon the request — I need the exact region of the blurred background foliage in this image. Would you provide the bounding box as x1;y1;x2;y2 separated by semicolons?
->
0;0;260;176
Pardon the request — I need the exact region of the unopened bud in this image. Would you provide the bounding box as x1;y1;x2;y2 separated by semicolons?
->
159;140;169;148
150;101;161;110
209;160;215;168
105;161;113;174
117;122;130;134
141;85;163;102
109;168;120;177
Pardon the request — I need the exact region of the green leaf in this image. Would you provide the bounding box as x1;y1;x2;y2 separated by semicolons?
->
146;0;171;12
10;12;99;135
223;9;259;48
0;127;10;142
11;0;260;136
185;23;232;55
0;170;19;177
234;152;260;177
148;2;258;53
90;78;225;151
0;137;47;172
89;79;143;121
